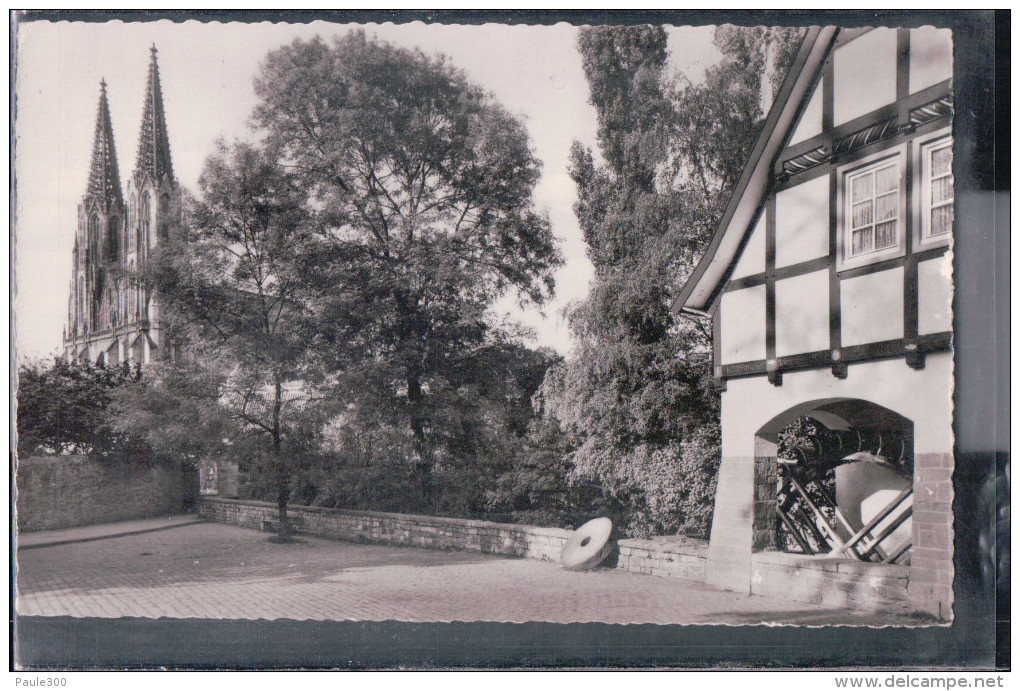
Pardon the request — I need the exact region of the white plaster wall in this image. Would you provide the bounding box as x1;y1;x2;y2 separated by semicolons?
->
789;82;823;146
909;27;953;94
720;352;953;460
918;253;953;335
840;267;904;346
731;215;766;279
775;175;829;268
720;285;766;364
834;29;898;125
775;270;830;357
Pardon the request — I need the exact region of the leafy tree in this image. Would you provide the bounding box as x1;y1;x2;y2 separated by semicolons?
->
538;26;802;538
16;358;144;458
251;31;563;497
109;362;232;465
140;140;311;539
289;340;565;521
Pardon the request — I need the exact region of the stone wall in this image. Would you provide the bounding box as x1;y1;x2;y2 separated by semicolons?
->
750;551;912;613
199;497;573;562
616;538;708;581
199;498;922;616
16;455;190;532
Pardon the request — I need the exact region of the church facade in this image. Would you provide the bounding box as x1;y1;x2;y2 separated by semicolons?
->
63;47;180;367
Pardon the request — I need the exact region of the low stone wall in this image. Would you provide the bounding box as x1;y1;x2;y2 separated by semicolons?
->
617;538;708;580
199;499;919;614
199;497;572;562
750;551;912;612
201;497;718;583
16;455;190;532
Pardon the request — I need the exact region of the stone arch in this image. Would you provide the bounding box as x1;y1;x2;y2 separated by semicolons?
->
751;398;914;560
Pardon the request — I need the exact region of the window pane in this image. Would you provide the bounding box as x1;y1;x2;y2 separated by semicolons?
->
852;201;873;229
931;204;954;236
932;175;954;204
852;228;872;255
875;164;899;194
874;220;897;249
931;146;952;176
875;192;898;221
852;172;873;203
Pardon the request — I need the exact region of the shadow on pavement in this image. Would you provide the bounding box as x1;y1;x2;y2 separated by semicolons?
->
17;519;208;551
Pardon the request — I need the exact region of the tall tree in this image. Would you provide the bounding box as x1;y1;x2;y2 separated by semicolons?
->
139;140;311;538
539;26;803;537
250;31;563;496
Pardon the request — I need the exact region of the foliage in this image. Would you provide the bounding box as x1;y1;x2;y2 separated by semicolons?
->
16;358;146;459
141;140;312;537
277;340;565;522
485;415;604;529
537;25;804;538
250;31;563;495
108;362;232;462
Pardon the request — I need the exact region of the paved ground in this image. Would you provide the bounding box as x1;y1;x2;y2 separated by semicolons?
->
15;518;927;626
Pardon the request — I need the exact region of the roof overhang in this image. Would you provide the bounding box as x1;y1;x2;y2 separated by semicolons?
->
672;26;838;317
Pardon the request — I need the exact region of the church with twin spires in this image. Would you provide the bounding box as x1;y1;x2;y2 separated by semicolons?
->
63;46;180;366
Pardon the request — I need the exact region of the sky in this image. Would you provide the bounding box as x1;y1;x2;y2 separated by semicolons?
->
13;18;722;362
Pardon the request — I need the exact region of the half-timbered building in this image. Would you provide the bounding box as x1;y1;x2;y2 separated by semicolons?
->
674;26;954;617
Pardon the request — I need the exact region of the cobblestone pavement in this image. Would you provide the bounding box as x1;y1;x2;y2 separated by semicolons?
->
16;520;925;625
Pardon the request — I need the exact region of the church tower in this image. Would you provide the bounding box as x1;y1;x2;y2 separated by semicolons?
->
63;46;180;366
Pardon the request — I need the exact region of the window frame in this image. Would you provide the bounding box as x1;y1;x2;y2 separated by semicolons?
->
914;128;954;250
837;144;908;271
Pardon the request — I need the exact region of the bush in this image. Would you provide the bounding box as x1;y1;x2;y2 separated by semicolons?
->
16;358;148;460
568;422;721;539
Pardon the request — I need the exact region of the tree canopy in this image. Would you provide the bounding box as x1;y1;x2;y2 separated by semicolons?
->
537;25;804;537
17;358;143;459
251;31;563;487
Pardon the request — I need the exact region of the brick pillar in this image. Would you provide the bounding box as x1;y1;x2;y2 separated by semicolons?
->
908;451;955;618
753;453;779;551
707;437;778;593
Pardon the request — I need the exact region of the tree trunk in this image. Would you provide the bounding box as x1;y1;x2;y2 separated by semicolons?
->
406;369;431;506
276;462;291;539
272;370;291;540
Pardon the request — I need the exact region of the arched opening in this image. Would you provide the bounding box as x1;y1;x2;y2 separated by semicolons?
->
128;194;138;253
77;276;85;331
159;193;171;240
131;336;145;365
752;398;914;565
87;213;99;264
140;193;152;254
106;341;119;367
106;216;120;262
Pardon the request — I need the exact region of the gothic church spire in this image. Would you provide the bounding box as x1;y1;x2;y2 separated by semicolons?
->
134;44;174;183
84;79;124;210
